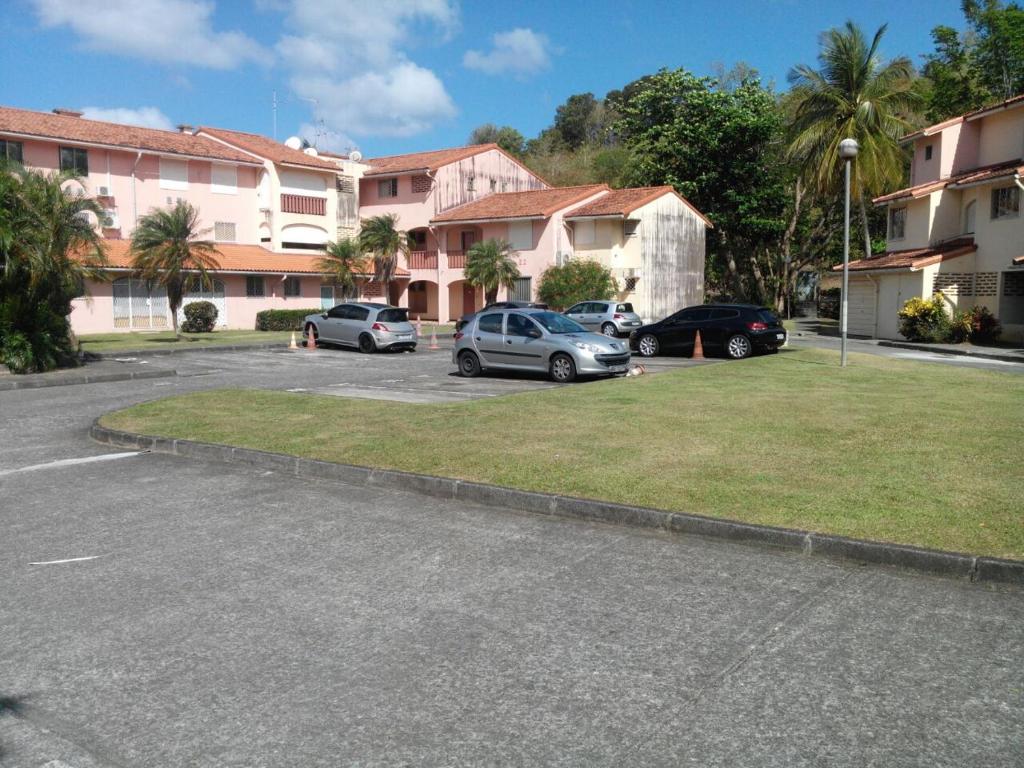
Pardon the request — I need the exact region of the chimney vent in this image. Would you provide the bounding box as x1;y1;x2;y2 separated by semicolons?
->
53;108;84;118
177;124;193;134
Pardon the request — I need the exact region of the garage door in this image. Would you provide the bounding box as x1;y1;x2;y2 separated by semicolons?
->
847;279;877;337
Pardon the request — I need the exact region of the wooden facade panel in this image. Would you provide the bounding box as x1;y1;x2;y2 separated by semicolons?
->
433;149;546;214
638;196;706;321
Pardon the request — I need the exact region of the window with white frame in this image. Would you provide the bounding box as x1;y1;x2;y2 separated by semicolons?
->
508;220;533;250
889;206;907;239
211;164;237;194
575;219;595;245
991;186;1020;220
214;222;236;242
378;178;398;198
283;276;301;297
160;158;188;191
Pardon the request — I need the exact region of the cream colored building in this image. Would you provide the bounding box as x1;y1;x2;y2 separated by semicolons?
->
841;94;1024;342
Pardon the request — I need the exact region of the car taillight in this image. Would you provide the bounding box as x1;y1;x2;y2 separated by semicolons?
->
613;313;625;319
371;322;390;332
747;321;768;331
453;332;464;340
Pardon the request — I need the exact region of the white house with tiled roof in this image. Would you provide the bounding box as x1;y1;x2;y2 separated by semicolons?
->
840;94;1024;342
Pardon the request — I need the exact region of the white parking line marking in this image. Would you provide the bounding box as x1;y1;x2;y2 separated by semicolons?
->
30;555;104;566
0;452;142;478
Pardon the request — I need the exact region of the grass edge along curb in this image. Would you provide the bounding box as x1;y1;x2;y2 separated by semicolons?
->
0;368;176;391
90;419;1024;586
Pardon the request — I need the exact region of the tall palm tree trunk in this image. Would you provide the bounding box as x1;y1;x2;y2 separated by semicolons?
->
860;194;874;259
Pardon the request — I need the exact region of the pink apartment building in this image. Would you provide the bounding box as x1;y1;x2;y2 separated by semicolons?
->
1;104;709;332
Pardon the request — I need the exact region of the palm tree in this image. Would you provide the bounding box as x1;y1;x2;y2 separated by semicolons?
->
317;237;366;300
130;201;220;338
464;239;520;304
787;22;921;257
358;214;408;301
0;165;107;371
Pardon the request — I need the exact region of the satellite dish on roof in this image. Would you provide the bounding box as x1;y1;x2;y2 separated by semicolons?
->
303;147;319;156
349;150;363;162
284;136;303;150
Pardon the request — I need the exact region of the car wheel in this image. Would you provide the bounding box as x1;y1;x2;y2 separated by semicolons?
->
358;333;377;354
601;322;617;337
457;351;481;377
725;334;752;359
304;323;318;345
637;334;659;358
549;353;577;383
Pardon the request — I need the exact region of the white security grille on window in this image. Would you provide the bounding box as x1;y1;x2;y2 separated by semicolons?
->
160;158;188;191
513;277;532;301
378;179;397;198
508;221;533;251
214;222;237;242
211;164;237;194
284;276;301;297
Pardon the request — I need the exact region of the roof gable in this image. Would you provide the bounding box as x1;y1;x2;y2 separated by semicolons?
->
430;185;609;223
197;127;340;171
364;144;501;177
565;185;713;227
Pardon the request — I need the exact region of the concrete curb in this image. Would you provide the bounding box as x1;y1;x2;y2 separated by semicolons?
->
85;341;289;360
876;340;1023;364
89;420;1024;586
0;368;176;392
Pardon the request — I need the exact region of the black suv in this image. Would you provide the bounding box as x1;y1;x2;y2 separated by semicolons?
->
455;301;548;333
629;304;786;359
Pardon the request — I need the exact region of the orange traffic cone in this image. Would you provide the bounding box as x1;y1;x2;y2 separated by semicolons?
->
692;330;705;360
306;328;316;351
428;325;440;350
416;315;423;338
289;332;299;349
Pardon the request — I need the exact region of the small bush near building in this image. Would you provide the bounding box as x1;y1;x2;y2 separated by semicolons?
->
898;294;951;342
967;306;1002;344
537;260;617;311
817;287;840;320
255;308;322;331
181;301;218;333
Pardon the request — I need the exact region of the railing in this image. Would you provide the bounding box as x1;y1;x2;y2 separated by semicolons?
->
281;194;326;215
408;250;438;269
446;251;466;269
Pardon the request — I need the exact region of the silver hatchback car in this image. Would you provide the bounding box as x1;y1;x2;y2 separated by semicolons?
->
564;301;644;337
453;309;630;383
304;302;417;353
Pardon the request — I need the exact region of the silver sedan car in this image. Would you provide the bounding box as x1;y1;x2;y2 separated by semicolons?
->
453;309;630;383
304;302;417;353
564;301;644;337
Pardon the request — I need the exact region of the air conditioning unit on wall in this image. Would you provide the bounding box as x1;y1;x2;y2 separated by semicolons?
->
97;185;111;197
102;210;120;229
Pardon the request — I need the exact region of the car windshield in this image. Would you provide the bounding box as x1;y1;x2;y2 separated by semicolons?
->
532;312;586;334
377;308;408;323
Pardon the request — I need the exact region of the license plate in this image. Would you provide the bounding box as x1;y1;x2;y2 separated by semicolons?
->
627;321;640;326
775;333;785;340
610;365;628;373
397;334;413;340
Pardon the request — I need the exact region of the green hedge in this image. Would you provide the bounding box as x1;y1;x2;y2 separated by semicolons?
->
255;308;322;331
182;301;218;333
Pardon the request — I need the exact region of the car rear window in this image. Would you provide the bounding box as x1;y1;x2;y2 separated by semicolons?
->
755;309;780;324
478;313;503;334
616;303;634;313
377;308;408;323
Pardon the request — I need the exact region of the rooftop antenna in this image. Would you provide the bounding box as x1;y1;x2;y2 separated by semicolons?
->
298;96;326;149
272;90;277;140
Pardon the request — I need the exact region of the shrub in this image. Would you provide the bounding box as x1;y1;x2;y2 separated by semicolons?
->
537;260;617;311
967;305;1002;344
255;308;322;331
947;310;972;343
0;331;35;374
898;294;951;342
181;301;218;333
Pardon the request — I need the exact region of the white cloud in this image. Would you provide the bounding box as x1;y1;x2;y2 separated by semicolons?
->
31;0;266;69
277;0;459;138
464;28;552;77
80;106;175;130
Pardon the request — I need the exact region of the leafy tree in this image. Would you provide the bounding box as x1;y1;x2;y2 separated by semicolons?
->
787;22;921;259
464;239;520;304
922;25;991;121
0;165;107;372
536;260;617;310
358;214;408;299
317;237;365;300
130;200;220;339
963;0;1024;99
468;124;527;156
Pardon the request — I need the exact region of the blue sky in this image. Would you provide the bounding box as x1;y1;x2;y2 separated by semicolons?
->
2;0;965;158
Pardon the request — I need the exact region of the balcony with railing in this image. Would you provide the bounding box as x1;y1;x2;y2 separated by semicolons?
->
281;194;326;216
446;251;466;269
408;250;438;270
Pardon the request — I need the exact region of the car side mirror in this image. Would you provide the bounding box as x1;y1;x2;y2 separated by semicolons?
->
527;328;542;339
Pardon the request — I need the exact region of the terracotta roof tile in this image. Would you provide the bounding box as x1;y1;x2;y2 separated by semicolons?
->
902;93;1024;142
565;185;713;227
0;105;258;164
873;158;1023;204
834;237;977;272
364;144;502;176
197;127;340;170
88;240;407;276
430;185;609;223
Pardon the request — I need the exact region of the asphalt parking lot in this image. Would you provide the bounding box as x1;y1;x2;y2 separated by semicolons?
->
1;346;1022;767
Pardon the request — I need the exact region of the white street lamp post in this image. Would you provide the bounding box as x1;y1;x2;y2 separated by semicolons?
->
839;138;859;368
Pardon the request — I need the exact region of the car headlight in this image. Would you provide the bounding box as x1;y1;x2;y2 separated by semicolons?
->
572;341;603;353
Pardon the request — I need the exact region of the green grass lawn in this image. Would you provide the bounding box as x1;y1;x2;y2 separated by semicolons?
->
80;329;294;353
101;348;1024;559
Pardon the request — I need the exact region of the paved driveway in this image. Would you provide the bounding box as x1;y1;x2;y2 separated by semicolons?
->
0;351;1021;767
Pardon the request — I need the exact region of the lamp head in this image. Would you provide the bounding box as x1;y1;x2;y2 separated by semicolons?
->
839;138;859;160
